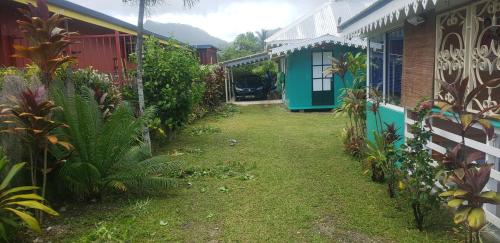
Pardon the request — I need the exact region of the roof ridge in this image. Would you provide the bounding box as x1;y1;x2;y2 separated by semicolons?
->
265;1;334;43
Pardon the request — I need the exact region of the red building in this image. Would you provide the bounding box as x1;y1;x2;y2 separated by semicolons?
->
193;45;219;65
0;0;213;82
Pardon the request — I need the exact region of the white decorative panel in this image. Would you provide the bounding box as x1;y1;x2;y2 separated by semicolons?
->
470;0;500;116
435;0;500;117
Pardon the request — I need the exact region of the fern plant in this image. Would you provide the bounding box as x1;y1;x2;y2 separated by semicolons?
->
0;159;58;241
52;86;179;199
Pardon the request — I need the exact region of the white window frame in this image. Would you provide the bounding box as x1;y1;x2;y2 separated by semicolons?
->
312;51;333;92
366;25;404;109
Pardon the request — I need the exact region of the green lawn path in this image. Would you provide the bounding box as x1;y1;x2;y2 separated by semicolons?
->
50;104;456;242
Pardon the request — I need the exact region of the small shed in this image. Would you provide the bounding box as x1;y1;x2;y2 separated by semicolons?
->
193;45;219;65
265;0;371;111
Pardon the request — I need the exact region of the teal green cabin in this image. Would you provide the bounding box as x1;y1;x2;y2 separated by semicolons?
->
283;45;362;111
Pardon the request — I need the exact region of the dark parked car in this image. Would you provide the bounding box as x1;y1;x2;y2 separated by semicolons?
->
234;75;266;101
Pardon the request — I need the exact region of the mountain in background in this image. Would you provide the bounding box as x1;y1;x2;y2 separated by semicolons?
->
145;21;228;48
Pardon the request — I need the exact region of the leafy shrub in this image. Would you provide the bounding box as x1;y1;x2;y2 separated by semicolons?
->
398;102;442;231
55;67;122;119
200;65;225;111
52;87;180;200
142;38;202;132
0;65;40;90
0;157;58;241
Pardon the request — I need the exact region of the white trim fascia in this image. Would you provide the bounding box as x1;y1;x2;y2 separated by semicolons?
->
270;34;366;57
366;98;405;113
341;0;442;38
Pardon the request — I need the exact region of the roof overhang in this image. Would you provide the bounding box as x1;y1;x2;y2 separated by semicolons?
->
221;52;270;68
12;0;172;44
339;0;441;38
270;34;366;57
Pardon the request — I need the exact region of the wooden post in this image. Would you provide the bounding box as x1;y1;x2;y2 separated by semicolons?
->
114;30;125;84
224;67;229;102
230;69;234;102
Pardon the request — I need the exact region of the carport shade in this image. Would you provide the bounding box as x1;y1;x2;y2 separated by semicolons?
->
221;52;271;102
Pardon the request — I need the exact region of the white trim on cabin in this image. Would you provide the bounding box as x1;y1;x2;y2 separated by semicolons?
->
270;34;366;57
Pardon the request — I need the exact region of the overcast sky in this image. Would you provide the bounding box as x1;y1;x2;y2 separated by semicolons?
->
70;0;328;42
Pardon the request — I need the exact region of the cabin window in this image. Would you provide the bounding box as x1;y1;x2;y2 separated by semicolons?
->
386;28;403;105
368;27;404;105
368;35;384;94
312;51;333;91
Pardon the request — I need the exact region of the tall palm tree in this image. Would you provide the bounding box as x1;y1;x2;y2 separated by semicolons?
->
123;0;199;147
255;29;268;50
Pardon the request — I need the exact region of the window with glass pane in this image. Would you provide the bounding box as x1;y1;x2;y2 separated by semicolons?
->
386;28;403;105
369;35;384;95
312;51;333;91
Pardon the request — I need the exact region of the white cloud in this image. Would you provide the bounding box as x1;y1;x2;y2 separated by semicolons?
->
115;1;299;42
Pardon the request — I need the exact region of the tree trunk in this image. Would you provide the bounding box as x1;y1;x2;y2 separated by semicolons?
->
136;0;151;149
411;202;423;231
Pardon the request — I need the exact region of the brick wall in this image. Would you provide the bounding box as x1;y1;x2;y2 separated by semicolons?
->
401;11;436;109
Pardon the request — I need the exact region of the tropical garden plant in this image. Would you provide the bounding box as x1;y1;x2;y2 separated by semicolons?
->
0;86;72;213
52;86;180;200
13;0;76;88
55;67;121;119
0;1;74;215
200;65;226;111
428;77;500;242
141;37;203;133
122;0;200;148
0;157;58;241
398;101;442;231
325;52;367;157
362;88;388;180
366;123;400;197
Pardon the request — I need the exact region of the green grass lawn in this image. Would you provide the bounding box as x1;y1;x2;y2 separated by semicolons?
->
36;104;456;242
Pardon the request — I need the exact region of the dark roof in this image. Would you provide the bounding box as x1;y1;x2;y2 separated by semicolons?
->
338;0;390;30
191;45;219;50
45;0;171;41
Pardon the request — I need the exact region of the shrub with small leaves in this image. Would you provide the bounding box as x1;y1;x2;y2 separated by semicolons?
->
398;102;442;231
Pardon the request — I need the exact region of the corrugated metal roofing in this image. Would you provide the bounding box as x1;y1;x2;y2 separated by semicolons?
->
265;0;376;46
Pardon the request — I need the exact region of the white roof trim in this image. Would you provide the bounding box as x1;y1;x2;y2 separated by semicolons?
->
270;34;366;57
341;0;441;38
221;52;270;68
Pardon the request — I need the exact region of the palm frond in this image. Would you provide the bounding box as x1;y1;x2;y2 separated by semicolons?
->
54;87;179;198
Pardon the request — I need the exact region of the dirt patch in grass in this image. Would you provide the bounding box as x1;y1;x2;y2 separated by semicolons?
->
315;216;393;243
